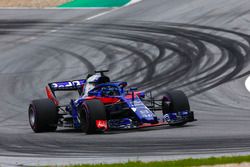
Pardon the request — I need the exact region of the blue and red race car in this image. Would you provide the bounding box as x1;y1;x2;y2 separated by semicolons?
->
28;70;196;134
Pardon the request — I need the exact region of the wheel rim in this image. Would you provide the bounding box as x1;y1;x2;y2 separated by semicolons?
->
29;107;35;127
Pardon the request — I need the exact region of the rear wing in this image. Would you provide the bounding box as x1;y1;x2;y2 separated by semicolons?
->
46;79;86;106
48;80;86;92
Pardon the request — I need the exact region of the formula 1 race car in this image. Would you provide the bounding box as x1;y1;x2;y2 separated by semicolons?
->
28;70;196;134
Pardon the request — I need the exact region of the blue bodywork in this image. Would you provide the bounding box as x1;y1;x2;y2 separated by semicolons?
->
49;79;194;130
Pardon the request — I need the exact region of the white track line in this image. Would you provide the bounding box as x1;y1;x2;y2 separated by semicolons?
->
86;0;142;20
86;10;115;20
125;0;142;6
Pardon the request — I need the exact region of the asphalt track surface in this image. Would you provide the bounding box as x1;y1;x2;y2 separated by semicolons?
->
1;0;250;166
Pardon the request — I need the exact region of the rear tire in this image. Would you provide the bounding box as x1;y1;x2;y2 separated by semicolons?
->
28;99;58;133
79;99;107;134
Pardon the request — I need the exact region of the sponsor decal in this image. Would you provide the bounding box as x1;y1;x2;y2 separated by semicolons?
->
52;80;85;88
96;120;108;130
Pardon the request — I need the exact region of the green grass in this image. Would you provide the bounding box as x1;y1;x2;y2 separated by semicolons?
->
59;0;130;8
63;155;250;167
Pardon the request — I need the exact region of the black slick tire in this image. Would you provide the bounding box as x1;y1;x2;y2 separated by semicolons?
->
162;90;190;114
162;91;190;126
28;99;58;133
79;99;107;134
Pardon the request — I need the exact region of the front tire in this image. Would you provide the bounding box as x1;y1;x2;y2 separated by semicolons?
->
162;91;190;126
28;99;58;133
79;99;107;134
162;90;190;114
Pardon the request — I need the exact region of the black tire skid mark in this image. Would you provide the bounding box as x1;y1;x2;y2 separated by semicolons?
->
0;21;186;87
0;20;249;102
107;23;248;96
74;22;248;96
1;21;250;156
96;32;199;92
99;33;166;83
54;27;161;82
151;22;250;77
1;20;248;98
40;36;138;80
62;27;191;85
33;31;151;83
